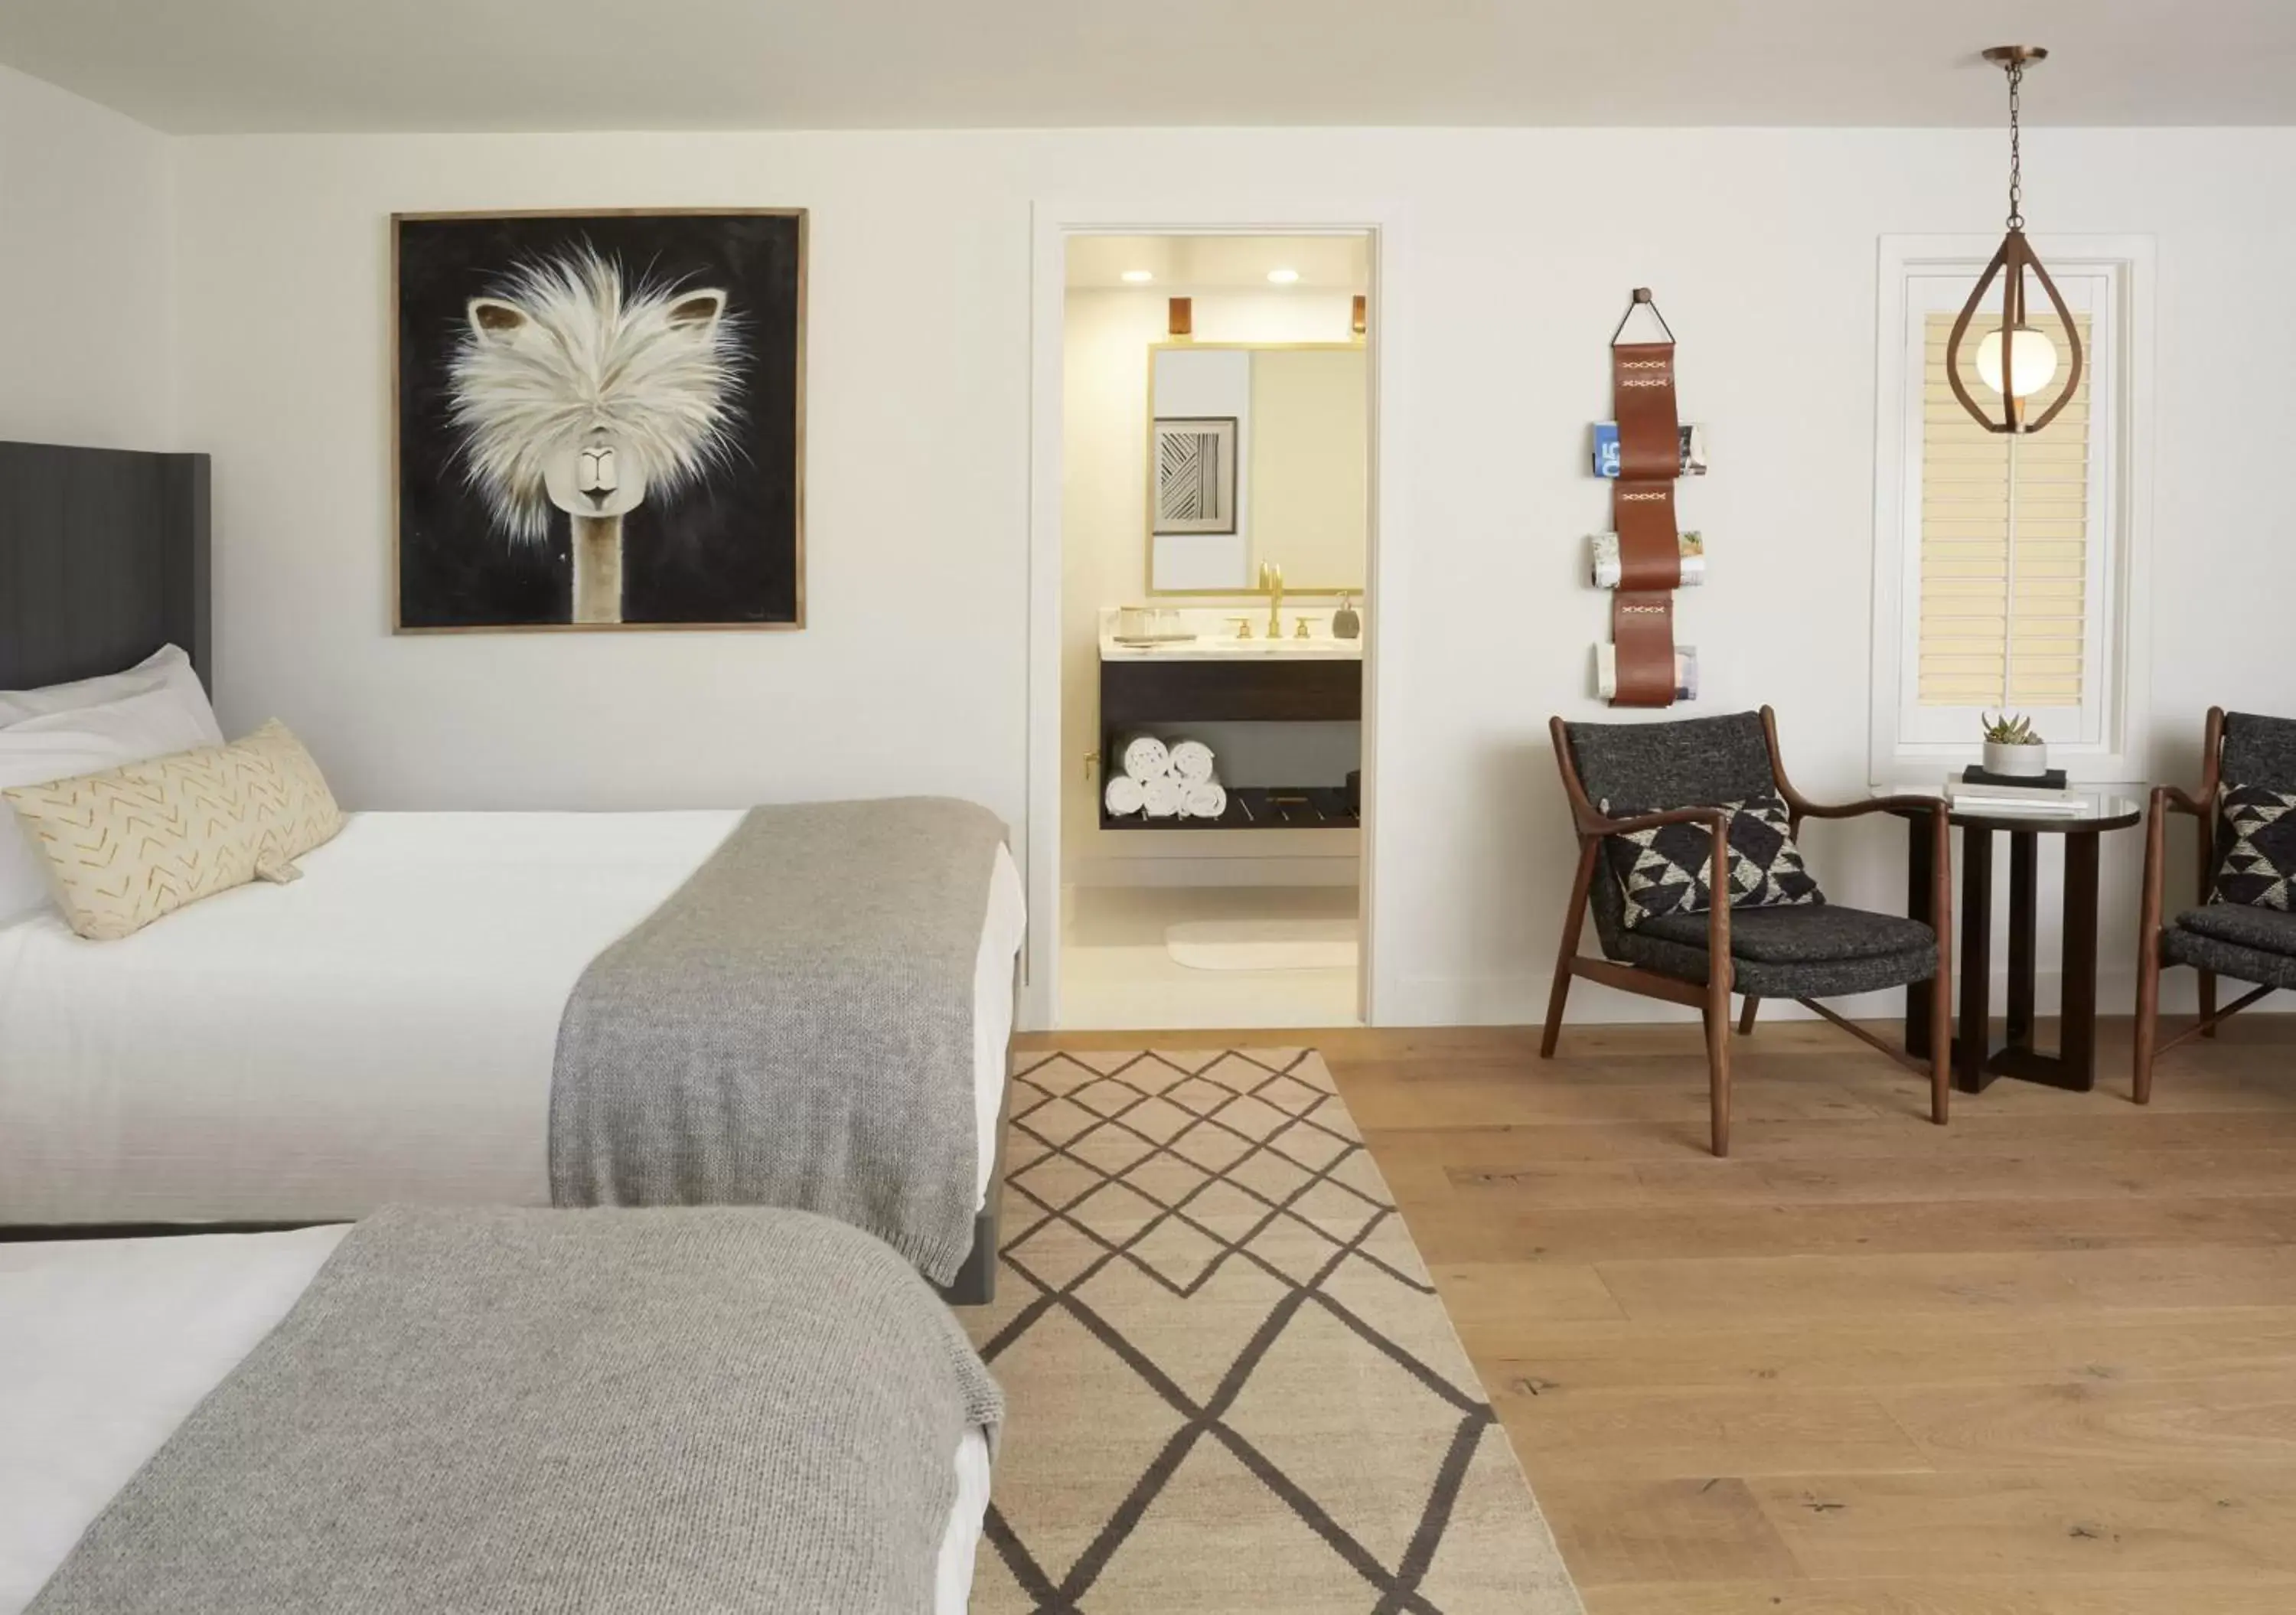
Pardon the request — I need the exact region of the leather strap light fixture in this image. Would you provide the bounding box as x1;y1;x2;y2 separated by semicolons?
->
1947;45;2084;436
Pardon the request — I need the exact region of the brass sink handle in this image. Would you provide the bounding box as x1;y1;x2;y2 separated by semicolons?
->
1227;616;1255;640
1293;618;1312;639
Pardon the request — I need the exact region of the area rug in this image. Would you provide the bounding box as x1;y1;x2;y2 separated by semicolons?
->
964;1048;1583;1614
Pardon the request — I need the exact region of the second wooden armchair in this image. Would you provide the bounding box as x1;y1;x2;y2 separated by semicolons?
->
1543;707;1952;1155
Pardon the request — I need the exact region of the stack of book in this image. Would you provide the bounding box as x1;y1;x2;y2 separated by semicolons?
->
1943;765;2084;816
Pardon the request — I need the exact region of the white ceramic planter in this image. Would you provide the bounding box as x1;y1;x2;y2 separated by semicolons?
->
1983;739;2048;778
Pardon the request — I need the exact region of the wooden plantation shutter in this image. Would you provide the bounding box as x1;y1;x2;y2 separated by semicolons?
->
1916;311;2093;710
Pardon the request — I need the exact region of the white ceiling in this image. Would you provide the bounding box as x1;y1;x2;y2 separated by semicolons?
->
1066;237;1371;291
4;0;2291;134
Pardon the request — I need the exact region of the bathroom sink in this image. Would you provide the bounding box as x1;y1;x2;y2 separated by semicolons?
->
1097;606;1363;662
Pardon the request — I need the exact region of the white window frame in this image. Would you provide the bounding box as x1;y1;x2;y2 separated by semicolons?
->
1869;234;2156;786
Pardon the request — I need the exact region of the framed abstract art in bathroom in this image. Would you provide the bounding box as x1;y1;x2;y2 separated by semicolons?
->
391;207;807;633
1153;415;1239;536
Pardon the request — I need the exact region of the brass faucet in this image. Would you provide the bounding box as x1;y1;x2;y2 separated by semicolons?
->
1257;560;1284;639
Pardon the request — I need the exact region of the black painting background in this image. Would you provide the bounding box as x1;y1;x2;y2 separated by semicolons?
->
395;211;801;628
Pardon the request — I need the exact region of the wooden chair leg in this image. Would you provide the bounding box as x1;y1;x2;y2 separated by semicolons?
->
2199;968;2219;1039
1737;996;1760;1036
1707;993;1732;1157
1542;840;1600;1060
2133;938;2164;1106
1928;954;1952;1125
1926;801;1952;1125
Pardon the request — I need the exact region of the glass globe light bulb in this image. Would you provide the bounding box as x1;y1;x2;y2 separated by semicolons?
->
1975;325;2060;399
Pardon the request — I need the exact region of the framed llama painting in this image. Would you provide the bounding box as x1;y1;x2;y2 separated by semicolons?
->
393;208;806;631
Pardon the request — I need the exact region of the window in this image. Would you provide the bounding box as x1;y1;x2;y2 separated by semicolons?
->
1870;237;2154;784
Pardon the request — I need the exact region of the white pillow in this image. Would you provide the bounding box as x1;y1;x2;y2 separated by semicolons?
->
0;645;223;744
0;687;228;925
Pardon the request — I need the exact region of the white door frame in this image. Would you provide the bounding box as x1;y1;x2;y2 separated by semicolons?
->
1022;195;1412;1030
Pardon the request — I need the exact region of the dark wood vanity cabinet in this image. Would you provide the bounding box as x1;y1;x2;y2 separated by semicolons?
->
1098;657;1362;830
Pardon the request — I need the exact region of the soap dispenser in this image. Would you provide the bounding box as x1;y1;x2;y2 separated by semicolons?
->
1332;593;1362;640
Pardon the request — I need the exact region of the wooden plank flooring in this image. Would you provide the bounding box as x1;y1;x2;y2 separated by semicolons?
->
1021;1014;2296;1612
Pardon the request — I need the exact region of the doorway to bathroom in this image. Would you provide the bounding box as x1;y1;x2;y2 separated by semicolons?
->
1040;229;1376;1030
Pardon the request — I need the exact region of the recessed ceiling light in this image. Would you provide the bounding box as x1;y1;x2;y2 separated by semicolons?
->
1121;269;1153;283
1267;268;1300;285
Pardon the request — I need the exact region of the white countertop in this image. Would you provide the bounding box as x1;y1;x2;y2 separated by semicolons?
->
1097;605;1365;662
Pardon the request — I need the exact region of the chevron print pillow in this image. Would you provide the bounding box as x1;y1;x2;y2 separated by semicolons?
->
2213;782;2296;911
1602;791;1825;930
3;720;343;940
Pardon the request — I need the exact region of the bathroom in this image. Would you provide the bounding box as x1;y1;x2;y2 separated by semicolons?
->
1057;233;1371;1029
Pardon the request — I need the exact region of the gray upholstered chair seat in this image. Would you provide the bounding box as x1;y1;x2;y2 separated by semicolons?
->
2163;927;2296;991
2163;903;2296;990
1628;904;1936;964
2173;902;2296;955
1613;933;1936;999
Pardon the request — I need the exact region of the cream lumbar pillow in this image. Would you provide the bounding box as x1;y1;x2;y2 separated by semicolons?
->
2;719;343;940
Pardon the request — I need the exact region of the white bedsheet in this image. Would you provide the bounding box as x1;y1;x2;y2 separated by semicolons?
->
0;1227;992;1615
0;811;1025;1225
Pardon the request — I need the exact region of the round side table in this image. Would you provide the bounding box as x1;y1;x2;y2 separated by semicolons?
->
1891;793;2141;1094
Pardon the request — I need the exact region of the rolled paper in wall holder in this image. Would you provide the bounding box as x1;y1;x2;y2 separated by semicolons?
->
1595;642;1700;702
1590;531;1704;591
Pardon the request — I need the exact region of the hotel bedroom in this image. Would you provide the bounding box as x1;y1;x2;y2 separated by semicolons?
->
3;5;2295;1612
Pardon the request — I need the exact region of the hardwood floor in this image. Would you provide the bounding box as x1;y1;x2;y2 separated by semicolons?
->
1019;1013;2296;1613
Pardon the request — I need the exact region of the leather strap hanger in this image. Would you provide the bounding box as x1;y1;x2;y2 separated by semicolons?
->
1606;289;1684;706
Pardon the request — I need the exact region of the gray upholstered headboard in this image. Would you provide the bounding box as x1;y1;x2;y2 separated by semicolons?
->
0;440;210;694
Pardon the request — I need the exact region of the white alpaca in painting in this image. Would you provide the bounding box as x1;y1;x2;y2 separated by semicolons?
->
448;248;742;624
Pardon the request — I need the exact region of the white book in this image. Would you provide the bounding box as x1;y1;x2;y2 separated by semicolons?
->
1949;793;2087;816
1944;778;2071;804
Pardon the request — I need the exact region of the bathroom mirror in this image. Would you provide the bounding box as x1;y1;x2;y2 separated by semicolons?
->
1146;342;1368;595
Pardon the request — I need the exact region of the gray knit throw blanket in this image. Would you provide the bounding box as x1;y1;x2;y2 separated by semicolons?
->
548;797;1009;1281
29;1206;1003;1614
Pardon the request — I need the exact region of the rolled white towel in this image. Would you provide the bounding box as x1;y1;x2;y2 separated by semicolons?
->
1120;733;1170;782
1142;775;1184;818
1182;779;1228;820
1168;739;1216;784
1104;775;1146;817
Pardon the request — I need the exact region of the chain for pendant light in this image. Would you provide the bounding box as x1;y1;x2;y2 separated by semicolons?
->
2004;59;2025;231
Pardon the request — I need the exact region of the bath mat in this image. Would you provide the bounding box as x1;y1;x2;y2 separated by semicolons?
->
1164;917;1357;972
964;1048;1584;1613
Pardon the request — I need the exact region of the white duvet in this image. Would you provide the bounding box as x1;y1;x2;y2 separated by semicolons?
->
0;811;1024;1225
0;1227;993;1615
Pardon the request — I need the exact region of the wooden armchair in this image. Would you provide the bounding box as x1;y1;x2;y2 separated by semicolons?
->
1543;707;1952;1155
2133;709;2296;1101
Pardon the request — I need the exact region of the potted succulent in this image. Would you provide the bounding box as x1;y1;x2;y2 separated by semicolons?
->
1981;712;2047;778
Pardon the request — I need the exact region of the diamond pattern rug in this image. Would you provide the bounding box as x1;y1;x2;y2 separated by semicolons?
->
964;1048;1583;1614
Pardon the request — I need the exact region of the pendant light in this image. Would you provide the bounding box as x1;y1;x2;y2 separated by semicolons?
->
1945;45;2084;435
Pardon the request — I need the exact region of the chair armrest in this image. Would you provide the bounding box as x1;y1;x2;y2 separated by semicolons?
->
2151;784;2209;820
1573;804;1730;840
1791;792;1948;823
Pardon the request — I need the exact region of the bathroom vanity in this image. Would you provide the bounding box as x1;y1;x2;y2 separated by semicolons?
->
1098;606;1362;830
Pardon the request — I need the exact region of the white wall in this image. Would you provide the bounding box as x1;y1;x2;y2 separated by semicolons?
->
0;64;172;449
168;127;2296;1026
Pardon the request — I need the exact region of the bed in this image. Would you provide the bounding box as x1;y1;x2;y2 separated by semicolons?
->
0;439;1022;1303
1;1211;997;1614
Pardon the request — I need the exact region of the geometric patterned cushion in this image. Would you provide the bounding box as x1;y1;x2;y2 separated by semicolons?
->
2213;781;2296;910
2;719;342;940
1602;791;1825;930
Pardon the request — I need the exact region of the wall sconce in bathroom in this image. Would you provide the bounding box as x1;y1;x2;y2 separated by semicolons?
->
1167;296;1192;338
1352;295;1367;337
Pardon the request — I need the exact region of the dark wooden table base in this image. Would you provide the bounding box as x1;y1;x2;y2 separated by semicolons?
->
1906;820;2112;1095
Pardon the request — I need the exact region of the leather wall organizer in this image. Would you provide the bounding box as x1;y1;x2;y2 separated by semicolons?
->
1605;288;1688;708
